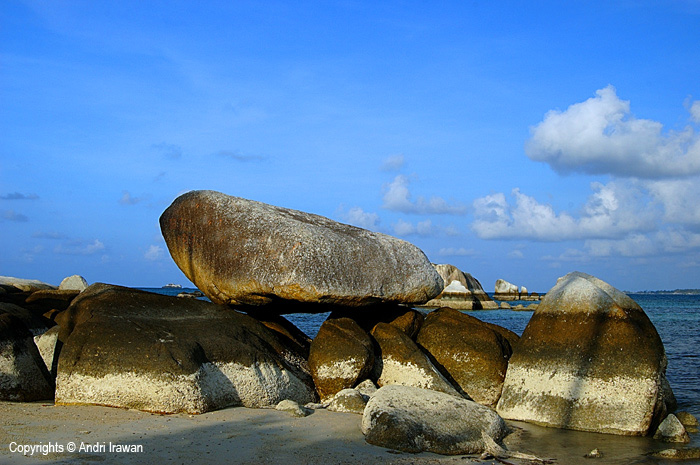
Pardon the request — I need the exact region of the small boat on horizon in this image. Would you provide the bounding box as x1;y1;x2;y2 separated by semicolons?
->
162;283;182;289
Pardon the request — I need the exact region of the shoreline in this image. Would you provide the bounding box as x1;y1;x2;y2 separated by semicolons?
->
2;401;697;465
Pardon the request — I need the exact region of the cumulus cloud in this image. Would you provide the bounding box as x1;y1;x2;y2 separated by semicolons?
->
1;192;39;200
392;219;433;237
54;239;105;255
472;183;654;241
144;244;165;261
339;206;381;230
526;86;700;178
644;178;700;227
380;154;405;172
382;175;467;215
2;210;29;222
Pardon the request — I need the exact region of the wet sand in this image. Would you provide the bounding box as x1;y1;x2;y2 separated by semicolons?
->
0;401;696;465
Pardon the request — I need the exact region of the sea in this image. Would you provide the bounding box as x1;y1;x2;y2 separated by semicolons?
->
148;288;700;463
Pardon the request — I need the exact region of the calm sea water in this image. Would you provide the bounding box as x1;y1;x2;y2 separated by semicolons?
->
147;288;700;419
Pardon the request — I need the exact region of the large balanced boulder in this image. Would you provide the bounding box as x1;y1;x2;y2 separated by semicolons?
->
416;308;517;407
421;264;498;310
55;284;316;414
496;272;671;435
308;317;374;401
361;385;509;455
159;190;443;309
371;322;460;397
0;313;54;401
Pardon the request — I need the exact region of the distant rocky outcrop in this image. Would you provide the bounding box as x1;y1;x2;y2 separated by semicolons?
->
159;190;443;310
416;308;518;407
361;385;509;455
55;284;317;414
420;264;498;310
497;271;673;436
494;278;541;301
0;276;56;292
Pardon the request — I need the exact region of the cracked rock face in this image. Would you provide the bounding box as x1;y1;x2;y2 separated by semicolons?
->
159;190;442;309
496;271;671;436
55;284;316;414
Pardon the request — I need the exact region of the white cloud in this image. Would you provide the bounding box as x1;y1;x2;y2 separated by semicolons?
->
339;206;380;230
144;244;165;261
119;190;146;205
508;249;525;259
392;218;433;236
644;177;700;226
526;85;700;178
382;175;467;215
472;183;654;241
691;100;700;123
437;247;477;257
380;154;405;172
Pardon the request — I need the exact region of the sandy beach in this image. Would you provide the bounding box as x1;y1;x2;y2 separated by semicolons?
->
3;400;694;465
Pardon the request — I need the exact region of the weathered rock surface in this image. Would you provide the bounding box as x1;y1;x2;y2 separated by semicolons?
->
497;271;671;436
371;322;460;397
416;308;517;407
0;276;56;292
275;399;312;417
55;284;316;414
308;317;374;401
327;306;425;339
651;447;700;460
34;326;60;378
59;275;89;291
246;311;311;359
494;279;519;300
361;385;509;455
160;190;443;308
326;388;368;414
421;264;498;310
0;302;54;336
654;414;691;443
0;313;54;401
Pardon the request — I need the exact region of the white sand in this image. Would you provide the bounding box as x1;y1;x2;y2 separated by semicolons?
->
1;401;694;464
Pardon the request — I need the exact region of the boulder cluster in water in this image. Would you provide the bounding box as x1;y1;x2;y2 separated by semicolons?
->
1;190;696;456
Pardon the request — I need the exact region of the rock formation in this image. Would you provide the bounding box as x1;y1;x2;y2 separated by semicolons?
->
55;284;316;414
421;264;498;310
307;317;374;401
497;271;673;436
361;385;509;455
160;190;443;309
0;313;54;401
416;308;517;407
371;322;460;397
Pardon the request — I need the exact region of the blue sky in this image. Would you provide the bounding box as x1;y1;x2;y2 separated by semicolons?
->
2;1;700;292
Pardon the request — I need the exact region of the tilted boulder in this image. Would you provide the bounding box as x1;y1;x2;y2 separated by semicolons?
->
371;322;460;397
58;275;89;292
0;313;54;401
55;284;316;414
497;272;672;435
159;190;442;309
308;317;374;401
361;385;509;455
416;308;517;407
422;264;498;310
